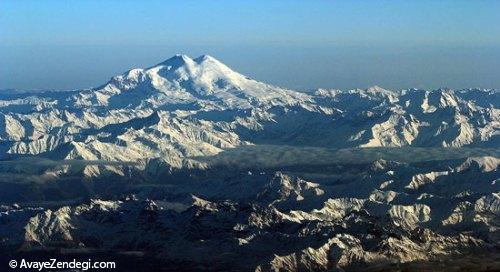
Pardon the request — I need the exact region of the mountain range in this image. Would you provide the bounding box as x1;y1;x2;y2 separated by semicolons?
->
0;55;498;271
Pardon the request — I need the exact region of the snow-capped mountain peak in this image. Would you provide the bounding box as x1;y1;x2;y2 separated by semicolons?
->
152;54;241;83
0;54;497;173
70;54;311;109
158;53;195;66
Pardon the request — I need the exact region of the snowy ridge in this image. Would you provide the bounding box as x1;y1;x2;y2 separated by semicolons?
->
0;55;497;177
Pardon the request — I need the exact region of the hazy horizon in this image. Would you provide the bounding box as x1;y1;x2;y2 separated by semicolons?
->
1;0;499;91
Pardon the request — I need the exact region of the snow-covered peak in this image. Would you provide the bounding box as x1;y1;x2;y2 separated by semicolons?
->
156;54;196;68
152;54;234;76
156;54;220;67
194;54;219;63
71;54;311;109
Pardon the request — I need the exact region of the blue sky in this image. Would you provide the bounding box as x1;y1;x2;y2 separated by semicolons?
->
1;0;499;91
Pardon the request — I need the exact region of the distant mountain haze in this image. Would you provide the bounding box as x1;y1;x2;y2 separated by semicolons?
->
1;45;499;91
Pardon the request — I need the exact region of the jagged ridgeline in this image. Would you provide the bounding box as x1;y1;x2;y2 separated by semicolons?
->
0;54;497;176
0;55;498;271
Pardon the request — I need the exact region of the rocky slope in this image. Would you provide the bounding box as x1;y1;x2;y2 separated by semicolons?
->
0;156;498;271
